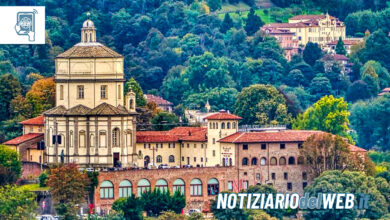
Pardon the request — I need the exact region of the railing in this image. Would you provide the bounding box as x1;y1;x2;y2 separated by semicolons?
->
238;124;287;132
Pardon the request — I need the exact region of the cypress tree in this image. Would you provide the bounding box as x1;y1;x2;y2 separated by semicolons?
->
335;37;347;55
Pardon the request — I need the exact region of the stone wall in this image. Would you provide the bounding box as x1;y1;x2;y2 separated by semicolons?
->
21;161;48;179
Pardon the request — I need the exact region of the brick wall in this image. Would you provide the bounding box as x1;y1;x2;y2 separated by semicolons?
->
94;167;237;213
21;161;48;179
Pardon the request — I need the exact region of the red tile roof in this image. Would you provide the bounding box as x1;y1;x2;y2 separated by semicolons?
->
204;111;242;120
333;54;349;61
20;115;44;125
3;133;43;146
382;88;390;92
289;14;336;21
136;127;207;143
219;130;322;143
145;94;173;106
327;39;362;46
263;23;306;29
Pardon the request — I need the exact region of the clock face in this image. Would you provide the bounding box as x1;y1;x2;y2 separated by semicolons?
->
20;17;32;29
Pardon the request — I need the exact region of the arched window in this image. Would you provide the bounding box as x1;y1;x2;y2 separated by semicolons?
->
138;150;142;157
190;178;202;196
85;33;87;42
270;157;277;165
209;122;212;129
260;157;267;166
156;155;162;163
169;155;175;163
212;122;215;129
242;157;248;166
130;99;134;110
100;181;114;199
89;33;92;42
298;156;305;165
288;157;295;165
221;122;225;129
251;158;258;165
227;122;230;129
216;123;218;129
137;179;151;196
173;179;185;194
233;122;236;129
207;178;219;195
112;128;120;147
119;180;132;198
155;179;168;192
279;157;286;165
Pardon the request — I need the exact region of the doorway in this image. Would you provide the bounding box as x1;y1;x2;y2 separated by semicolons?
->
144;156;150;168
113;153;120;167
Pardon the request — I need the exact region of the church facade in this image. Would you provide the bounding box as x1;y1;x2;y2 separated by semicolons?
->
44;19;138;168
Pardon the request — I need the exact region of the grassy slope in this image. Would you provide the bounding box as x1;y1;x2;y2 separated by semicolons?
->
18;183;49;191
217;2;322;24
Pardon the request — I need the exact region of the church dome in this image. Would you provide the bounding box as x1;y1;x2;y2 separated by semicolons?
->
83;19;94;28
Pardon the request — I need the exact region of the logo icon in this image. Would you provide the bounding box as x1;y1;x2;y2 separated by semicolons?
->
15;9;37;42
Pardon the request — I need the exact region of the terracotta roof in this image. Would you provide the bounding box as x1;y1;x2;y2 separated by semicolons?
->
136;127;207;143
3;133;43;146
204;110;242;120
44;103;133;116
56;42;122;58
145;94;173;106
263;23;306;29
333;54;349;61
20;115;44;125
382;88;390;92
218;130;323;143
289;14;333;21
327;39;362;46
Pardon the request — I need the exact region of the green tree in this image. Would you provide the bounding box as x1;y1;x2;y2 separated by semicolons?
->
210;192;248;220
304;171;388;219
293;95;351;139
309;76;333;101
303;42;322;66
46;163;89;220
220;13;234;33
0;145;21;185
234;84;292;125
0;74;21;121
184;87;238;112
350;95;390;151
346;80;371;102
152;112;180;131
245;185;288;219
285;69;305;86
207;0;222;11
124;77;147;107
0;185;37;220
335;37;347;55
361;60;390;89
112;196;143;220
245;8;264;35
39;172;48;187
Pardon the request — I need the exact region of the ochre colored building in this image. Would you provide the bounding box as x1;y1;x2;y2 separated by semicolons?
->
263;14;346;48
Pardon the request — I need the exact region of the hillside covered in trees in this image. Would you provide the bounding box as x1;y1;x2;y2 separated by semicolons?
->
0;0;389;152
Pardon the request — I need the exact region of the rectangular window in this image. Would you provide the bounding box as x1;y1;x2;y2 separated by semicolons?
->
261;144;266;150
284;172;288;180
187;143;189;148
228;181;233;191
194;144;197;148
280;143;286;149
298;143;303;149
287;182;292;191
118;85;121;99
256;173;260;180
194;157;196;162
181;156;184;161
243;144;248;150
201;157;203;162
101;85;107;99
60;85;64;100
243;180;249;189
271;173;276;180
213;138;215;144
52;135;61;145
77;85;84;99
302;172;307;180
303;182;308;189
213;150;216;157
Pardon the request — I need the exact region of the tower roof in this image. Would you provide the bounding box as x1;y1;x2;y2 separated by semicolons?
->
83;19;94;28
204;110;242;120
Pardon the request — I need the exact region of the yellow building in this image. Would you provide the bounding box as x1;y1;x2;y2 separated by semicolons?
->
263;13;346;48
44;19;137;168
135;111;241;168
3;115;45;163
